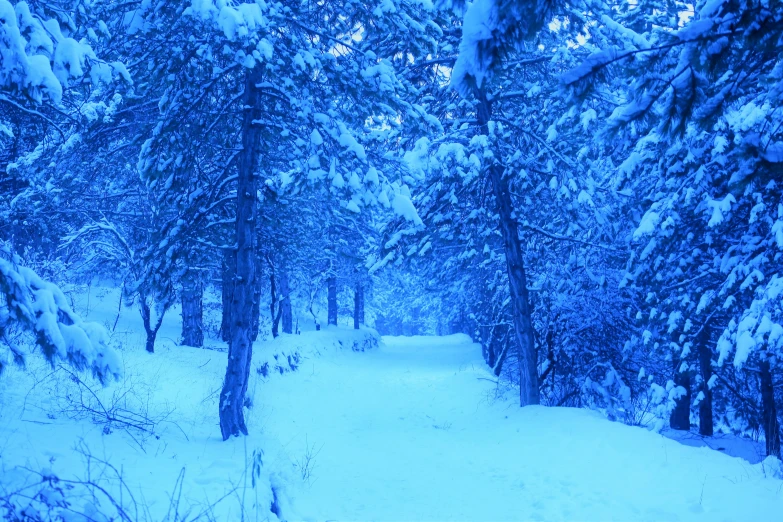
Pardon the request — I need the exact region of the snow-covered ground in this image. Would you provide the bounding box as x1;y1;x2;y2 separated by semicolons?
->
2;287;782;520
0;287;316;520
264;334;783;521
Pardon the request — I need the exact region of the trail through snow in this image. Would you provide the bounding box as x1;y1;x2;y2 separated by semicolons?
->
262;334;782;522
1;293;781;522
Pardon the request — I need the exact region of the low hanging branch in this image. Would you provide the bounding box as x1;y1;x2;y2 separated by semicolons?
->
520;223;623;253
0;94;66;139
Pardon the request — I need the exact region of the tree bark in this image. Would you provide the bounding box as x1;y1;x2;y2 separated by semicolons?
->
219;67;262;440
760;356;781;457
696;324;713;436
491;165;538;406
181;276;204;347
482;324;496;368
280;270;292;334
140;297;167;353
220;248;235;342
140;299;154;353
493;341;510;377
670;359;692;431
144;332;157;353
327;275;337;326
476;90;539;406
359;283;365;325
270;271;284;338
492;329;511;377
353;282;364;329
250;252;262;342
539;324;556;386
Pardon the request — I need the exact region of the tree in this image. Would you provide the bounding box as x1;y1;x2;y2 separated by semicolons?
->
563;0;783;450
219;65;263;439
1;244;120;382
181;269;204;347
380;0;628;407
0;0;123;382
183;0;443;438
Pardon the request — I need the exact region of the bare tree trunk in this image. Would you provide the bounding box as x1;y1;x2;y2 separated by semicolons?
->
353;282;364;329
697;324;713;436
181;276;204;347
327;276;337;326
539;324;556;387
760;355;781;457
220;249;235;342
493;338;510;377
140;297;167;353
219;67;262;440
308;284;320;330
481;327;492;365
476;90;539;406
270;271;283;338
280;270;292;334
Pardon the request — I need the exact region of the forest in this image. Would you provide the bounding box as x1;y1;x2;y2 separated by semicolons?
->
1;0;782;520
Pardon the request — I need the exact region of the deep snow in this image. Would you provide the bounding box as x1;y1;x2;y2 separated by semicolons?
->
1;287;782;521
264;334;783;521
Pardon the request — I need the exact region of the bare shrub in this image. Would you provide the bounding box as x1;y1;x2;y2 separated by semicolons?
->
294;436;323;485
1;441;287;521
47;365;187;450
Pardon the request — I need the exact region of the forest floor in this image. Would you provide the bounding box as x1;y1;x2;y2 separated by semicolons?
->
263;334;783;521
1;287;782;521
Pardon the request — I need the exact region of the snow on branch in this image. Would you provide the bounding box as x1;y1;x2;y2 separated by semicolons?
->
0;0;102;104
717;275;783;369
451;0;559;96
0;247;121;383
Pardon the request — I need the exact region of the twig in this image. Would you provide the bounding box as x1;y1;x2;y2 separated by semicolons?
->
0;94;66;139
521;223;623;252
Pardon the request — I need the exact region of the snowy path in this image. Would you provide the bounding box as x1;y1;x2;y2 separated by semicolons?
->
260;334;782;522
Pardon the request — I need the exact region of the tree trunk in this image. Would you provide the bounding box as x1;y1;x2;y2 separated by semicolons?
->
250;253;262;342
309;293;320;331
219;67;262;440
697;324;714;436
539;324;556;387
280;270;292;334
220;249;235;342
327;276;337;326
140;297;167;354
493;344;510;377
482;326;495;368
270;271;283;338
476;90;539;406
670;359;692;431
492;329;511;377
359;283;365;325
181;277;204;347
144;330;157;354
140;299;154;353
353;282;364;329
492;167;538;406
760;356;781;457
